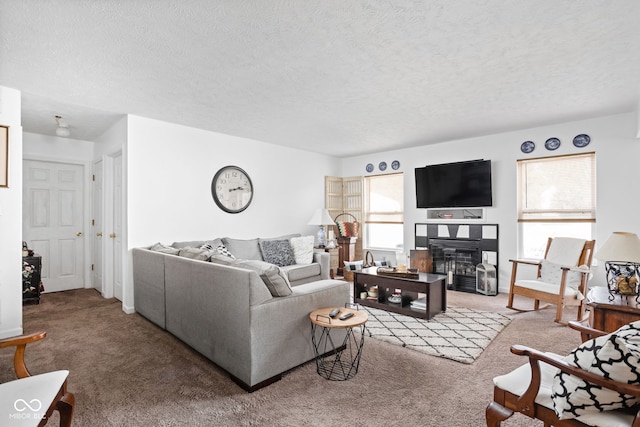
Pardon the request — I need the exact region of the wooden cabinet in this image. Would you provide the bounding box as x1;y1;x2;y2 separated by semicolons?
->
336;237;356;276
22;255;42;304
587;287;640;332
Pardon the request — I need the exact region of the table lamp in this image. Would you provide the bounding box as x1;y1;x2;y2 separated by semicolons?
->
594;232;640;298
307;208;334;248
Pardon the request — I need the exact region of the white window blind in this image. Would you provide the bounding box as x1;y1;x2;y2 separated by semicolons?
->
517;152;596;222
364;173;403;250
365;173;404;224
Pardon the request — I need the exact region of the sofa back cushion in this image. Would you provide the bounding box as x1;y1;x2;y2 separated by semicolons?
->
221;238;262;260
171;238;222;249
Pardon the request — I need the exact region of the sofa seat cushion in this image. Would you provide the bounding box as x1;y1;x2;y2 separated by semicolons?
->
282;263;321;283
493;354;635;427
233;259;292;297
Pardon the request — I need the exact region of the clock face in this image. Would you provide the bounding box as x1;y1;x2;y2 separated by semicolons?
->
211;166;254;213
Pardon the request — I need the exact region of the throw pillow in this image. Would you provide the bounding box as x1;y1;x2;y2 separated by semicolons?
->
374;260;390;267
551;320;640;419
539;260;584;290
233;259;292;297
290;236;315;265
215;244;236;260
259;239;296;267
149;242;180;255
344;260;363;271
178;247;213;261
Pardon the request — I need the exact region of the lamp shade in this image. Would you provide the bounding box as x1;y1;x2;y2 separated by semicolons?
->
307;208;334;225
595;232;640;263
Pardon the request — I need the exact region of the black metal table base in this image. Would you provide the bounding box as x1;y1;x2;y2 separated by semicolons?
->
311;324;366;381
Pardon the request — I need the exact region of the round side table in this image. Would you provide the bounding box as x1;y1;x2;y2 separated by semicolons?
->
309;307;368;381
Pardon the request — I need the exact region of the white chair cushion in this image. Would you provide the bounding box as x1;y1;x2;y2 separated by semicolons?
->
515;279;582;298
546;237;586;266
0;370;68;427
493;358;635;427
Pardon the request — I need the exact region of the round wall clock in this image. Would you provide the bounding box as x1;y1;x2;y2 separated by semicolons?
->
211;166;254;213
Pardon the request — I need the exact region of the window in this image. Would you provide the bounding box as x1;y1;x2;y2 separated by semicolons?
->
364;173;404;250
517;152;596;258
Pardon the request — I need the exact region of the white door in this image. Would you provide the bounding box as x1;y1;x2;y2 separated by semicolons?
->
23;160;85;292
112;153;123;301
92;160;103;293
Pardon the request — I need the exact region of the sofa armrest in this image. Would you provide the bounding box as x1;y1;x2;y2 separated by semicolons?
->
313;252;330;279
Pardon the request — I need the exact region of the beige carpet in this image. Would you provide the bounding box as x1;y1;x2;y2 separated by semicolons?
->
1;289;583;426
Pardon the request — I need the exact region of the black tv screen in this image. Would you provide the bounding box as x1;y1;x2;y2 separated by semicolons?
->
415;160;493;208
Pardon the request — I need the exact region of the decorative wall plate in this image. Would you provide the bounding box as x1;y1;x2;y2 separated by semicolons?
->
379;161;387;171
573;134;590;148
520;141;535;154
391;160;400;170
366;163;374;173
545;137;561;151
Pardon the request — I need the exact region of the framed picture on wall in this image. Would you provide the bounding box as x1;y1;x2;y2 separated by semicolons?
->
0;125;7;187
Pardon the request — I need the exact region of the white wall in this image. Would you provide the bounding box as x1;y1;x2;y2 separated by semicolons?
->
340;112;640;292
0;87;24;338
124;115;341;310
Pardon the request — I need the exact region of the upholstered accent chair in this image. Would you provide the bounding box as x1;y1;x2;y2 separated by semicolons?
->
507;237;595;323
0;331;74;426
487;321;640;427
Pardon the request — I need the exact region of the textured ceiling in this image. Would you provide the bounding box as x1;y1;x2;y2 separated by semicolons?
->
1;1;639;157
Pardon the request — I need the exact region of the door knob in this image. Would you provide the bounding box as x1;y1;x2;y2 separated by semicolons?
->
109;233;117;239
96;232;103;237
76;232;83;237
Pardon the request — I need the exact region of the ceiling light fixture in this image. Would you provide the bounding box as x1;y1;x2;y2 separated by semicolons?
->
55;115;70;137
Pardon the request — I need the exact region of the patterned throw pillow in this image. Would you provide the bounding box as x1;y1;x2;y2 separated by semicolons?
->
551;320;640;419
344;260;363;271
215;244;236;260
259;240;296;267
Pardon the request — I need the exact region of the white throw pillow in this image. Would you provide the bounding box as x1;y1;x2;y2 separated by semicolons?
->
290;236;315;265
539;260;584;290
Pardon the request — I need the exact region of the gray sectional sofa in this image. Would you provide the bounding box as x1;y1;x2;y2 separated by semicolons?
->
132;235;350;391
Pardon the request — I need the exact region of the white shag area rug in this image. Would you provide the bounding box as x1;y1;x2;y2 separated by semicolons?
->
360;306;512;364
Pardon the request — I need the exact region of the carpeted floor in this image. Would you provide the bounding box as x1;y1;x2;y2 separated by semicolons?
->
361;305;512;364
2;289;583;426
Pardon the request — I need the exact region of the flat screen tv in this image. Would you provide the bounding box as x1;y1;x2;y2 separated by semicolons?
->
415;159;493;208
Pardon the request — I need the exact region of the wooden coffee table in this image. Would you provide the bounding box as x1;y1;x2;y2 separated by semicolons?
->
353;267;447;319
309;307;368;381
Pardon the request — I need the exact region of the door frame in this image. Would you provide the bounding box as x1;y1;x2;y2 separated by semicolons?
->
23;155;93;289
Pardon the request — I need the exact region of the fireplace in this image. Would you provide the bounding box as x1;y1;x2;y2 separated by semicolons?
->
415;223;499;295
429;238;481;293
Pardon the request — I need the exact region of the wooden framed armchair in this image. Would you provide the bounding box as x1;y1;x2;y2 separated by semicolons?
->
487;321;640;426
507;237;595;323
0;331;74;427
